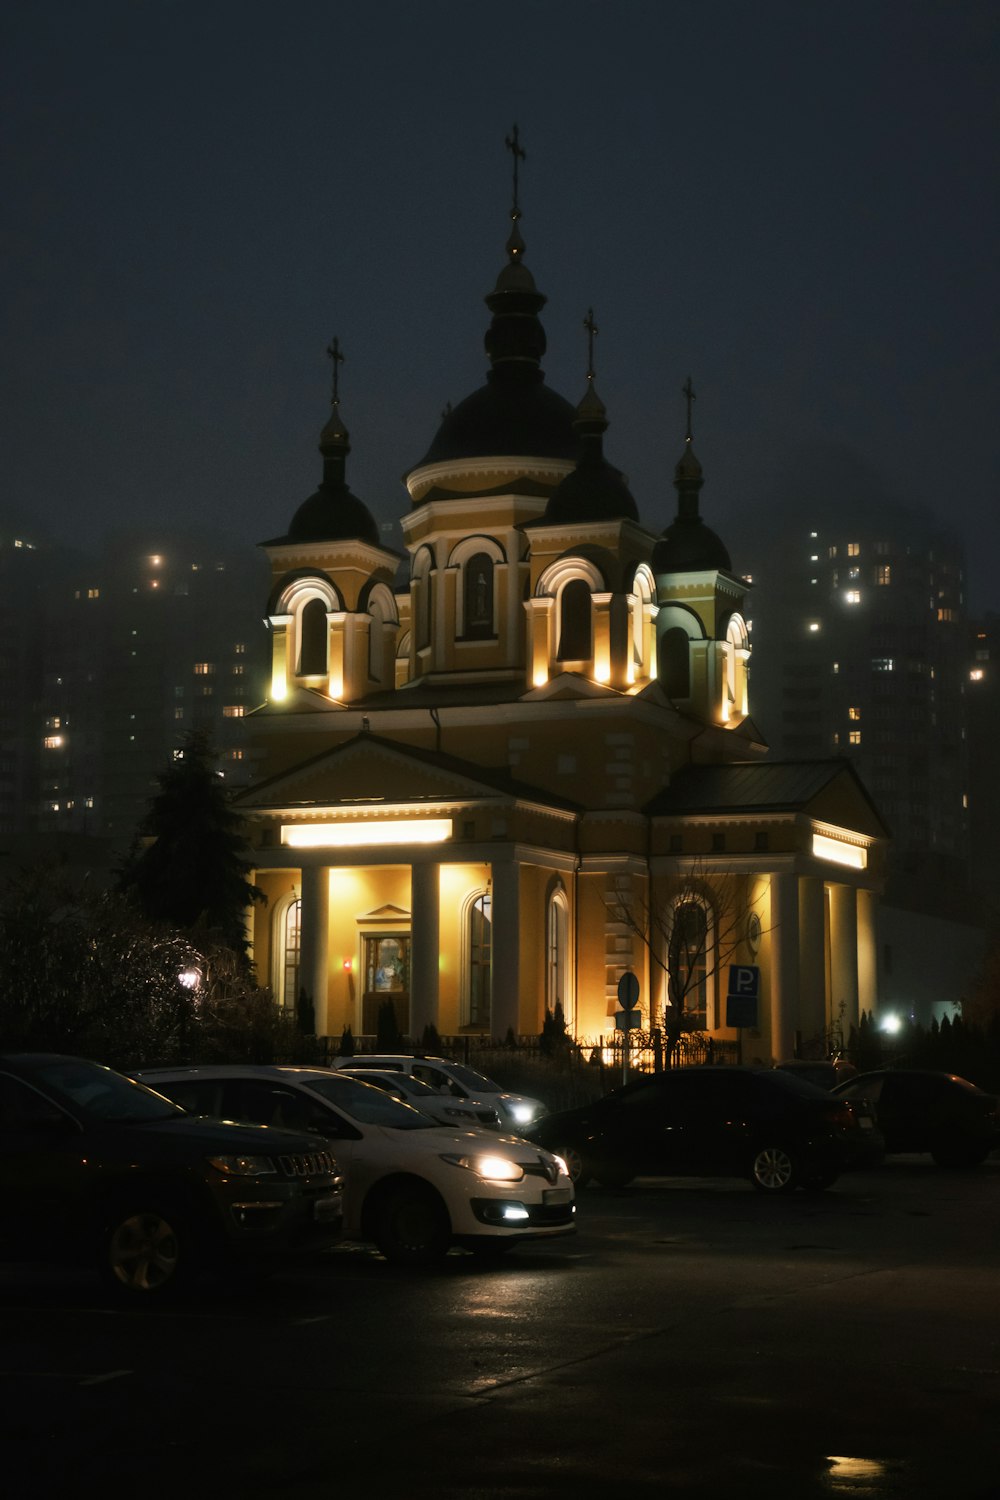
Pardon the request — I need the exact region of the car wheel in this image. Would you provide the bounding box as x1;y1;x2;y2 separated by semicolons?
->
101;1200;193;1297
558;1144;592;1189
932;1143;990;1168
374;1184;451;1266
749;1144;798;1193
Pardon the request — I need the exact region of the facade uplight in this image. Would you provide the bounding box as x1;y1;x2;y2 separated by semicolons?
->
282;819;453;848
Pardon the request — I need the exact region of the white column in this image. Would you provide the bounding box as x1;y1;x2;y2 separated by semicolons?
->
410;862;440;1042
299;863;330;1037
856;888;878;1023
829;883;860;1035
797;876;826;1051
490;859;521;1040
769;873;799;1063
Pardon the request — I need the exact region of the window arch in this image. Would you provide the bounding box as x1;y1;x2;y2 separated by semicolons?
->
463;552;495;639
366;583;397;686
271;893;302;1011
298;598;328;676
630;564;656;679
558;579;592;661
411;549;433;652
667;898;714;1032
546;883;571;1031
464;889;492;1030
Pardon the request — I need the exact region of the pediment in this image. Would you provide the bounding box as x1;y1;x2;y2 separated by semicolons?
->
235;733;511;811
521;672;620;702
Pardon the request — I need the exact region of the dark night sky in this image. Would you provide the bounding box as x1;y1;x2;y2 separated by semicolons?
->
3;1;998;605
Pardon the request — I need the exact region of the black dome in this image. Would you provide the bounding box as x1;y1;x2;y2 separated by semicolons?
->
652;518;732;573
414;369;579;470
286;484;379;546
541;381;638;524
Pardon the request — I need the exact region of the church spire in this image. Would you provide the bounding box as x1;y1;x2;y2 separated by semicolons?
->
673;374;705;523
484;124;547;372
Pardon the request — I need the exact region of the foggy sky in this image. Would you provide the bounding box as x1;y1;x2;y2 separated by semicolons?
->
3;1;997;607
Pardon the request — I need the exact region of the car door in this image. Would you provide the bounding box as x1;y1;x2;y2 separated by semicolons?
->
0;1071;87;1258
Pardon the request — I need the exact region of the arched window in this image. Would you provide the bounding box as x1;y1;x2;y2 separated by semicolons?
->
546;885;570;1030
298;598;328;676
668;900;712;1031
660;627;691;698
412;552;433;652
467;892;492;1030
558;579;592;661
463;552;495;639
272;896;302;1011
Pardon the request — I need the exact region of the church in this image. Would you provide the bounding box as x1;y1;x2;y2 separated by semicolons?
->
235;145;888;1064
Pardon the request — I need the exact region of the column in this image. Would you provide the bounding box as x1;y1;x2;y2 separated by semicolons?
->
490;858;521;1040
829;882;860;1034
769;872;799;1062
299;862;330;1037
410;861;440;1041
856;887;878;1022
797;876;826;1051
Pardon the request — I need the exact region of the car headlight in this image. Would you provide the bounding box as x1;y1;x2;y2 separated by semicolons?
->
507;1102;537;1124
441;1153;525;1182
207;1155;277;1177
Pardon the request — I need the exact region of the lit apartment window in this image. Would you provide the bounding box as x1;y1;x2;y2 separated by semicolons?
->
88;588;99;599
872;658;894;672
85;797;93;809
828;545;838;558
46;717;61;729
232;665;245;676
223;705;245;718
847;542;860;557
845;591;861;605
194;663;214;675
234;642;246;655
937;608;956;622
848;706;861;721
808;621;821;633
230;749;244;761
43;735;63;749
970;668;985;682
849;730;861;745
848;568;860;581
876;565;891;585
174;707;185;720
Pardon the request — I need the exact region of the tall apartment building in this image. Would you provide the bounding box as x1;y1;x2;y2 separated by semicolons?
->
3;527;270;865
740;497;970;917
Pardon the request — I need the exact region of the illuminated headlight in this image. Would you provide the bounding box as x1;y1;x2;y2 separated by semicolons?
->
501;1204;530;1221
441;1153;525;1182
207;1155;276;1176
507;1102;538;1125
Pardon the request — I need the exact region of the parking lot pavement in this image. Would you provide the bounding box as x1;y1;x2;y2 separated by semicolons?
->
2;1161;999;1498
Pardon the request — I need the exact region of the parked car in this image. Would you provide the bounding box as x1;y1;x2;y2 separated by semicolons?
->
136;1064;574;1264
777;1058;858;1090
525;1065;883;1193
337;1068;503;1130
830;1069;1000;1167
0;1053;345;1298
330;1054;547;1130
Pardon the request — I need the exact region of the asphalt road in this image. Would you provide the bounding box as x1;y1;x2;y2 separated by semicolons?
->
4;1159;1000;1500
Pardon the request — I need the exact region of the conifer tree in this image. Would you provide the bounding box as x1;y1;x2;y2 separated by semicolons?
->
118;730;262;960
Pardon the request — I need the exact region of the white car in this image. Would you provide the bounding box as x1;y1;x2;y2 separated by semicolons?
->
136;1065;574;1266
330;1054;547;1130
337;1068;503;1131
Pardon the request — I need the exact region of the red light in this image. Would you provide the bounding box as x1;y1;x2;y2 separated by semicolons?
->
343;960;352;971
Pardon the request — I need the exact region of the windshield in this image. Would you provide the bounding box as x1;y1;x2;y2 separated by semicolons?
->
31;1059;184;1123
445;1063;502;1094
302;1074;438;1130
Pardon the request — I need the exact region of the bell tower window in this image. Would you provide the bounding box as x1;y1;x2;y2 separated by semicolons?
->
558;579;592;661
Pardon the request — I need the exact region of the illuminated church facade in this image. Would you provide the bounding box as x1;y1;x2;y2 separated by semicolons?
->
236;166;887;1062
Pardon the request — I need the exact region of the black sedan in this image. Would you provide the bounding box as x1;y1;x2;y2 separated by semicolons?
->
0;1053;345;1296
830;1068;1000;1167
525;1065;881;1193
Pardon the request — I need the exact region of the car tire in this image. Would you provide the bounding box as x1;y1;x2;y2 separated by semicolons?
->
749;1144;799;1193
558;1144;592;1189
931;1142;990;1168
100;1198;194;1298
373;1183;451;1266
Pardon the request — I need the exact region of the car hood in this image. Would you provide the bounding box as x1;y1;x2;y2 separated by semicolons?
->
115;1113;333;1158
369;1121;549;1159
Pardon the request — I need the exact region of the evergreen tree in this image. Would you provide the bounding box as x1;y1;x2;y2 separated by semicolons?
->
118;730;262;959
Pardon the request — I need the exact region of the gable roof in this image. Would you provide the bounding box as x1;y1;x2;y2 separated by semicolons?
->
645;758;890;838
233;731;582;814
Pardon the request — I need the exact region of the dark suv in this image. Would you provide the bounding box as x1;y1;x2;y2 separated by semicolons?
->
0;1054;345;1296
